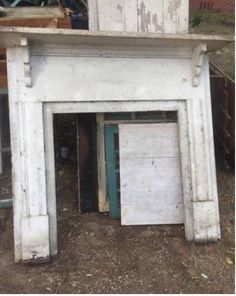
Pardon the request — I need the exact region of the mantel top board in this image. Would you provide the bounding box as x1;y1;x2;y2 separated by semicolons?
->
0;26;234;52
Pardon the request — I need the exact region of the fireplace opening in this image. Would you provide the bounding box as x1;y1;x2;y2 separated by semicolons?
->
53;113;98;216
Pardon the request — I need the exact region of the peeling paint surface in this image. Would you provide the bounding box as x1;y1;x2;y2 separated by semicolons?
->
138;1;151;32
95;0;189;34
152;13;163;33
117;3;123;13
168;0;181;21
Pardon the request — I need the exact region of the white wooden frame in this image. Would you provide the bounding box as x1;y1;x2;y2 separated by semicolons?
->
7;56;221;262
3;28;229;262
43;98;219;258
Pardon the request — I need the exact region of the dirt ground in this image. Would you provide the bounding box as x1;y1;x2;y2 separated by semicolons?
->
0;163;234;294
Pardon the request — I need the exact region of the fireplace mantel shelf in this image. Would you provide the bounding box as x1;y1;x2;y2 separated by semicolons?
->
0;26;233;51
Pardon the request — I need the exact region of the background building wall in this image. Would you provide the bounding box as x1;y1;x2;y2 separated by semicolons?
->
191;0;235;12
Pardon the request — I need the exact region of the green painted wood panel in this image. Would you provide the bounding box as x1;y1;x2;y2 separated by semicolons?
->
0;198;12;209
105;125;121;218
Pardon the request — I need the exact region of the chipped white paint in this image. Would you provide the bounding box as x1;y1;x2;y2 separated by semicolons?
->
20;37;32;87
27;56;203;102
192;43;207;87
193;201;220;241
88;0;189;33
120;123;184;225
0;27;232;51
21;215;50;262
2;27;230;262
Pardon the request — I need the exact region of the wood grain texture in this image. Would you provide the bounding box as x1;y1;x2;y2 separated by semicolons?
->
0;7;64;21
119;123;184;225
89;0;189;33
96;113;109;212
28;56;202;103
44;105;57;257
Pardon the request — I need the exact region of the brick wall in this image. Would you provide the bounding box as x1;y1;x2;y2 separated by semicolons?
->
191;0;235;12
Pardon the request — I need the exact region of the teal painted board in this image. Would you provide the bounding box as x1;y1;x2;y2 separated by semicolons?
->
105;125;121;218
0;198;13;209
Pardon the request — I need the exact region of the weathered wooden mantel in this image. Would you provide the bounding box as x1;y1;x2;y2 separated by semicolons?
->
0;25;233;263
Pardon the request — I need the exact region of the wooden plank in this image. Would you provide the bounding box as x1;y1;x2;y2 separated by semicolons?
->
176;0;189;33
0;7;65;21
97;0;125;31
0;17;71;28
29;56;198;103
76;116;81;212
0;75;7;89
121;157;182;192
164;0;189;34
0;59;8;89
137;0;164;33
210;63;235;170
0;48;6;57
0;60;7;74
177;102;194;240
0;147;11;152
96;113;108;212
124;0;138;32
122;203;184;225
6;47;24;262
0;198;13;209
105;125;120;218
88;0;99;30
164;0;176;34
0;26;233;50
119;123;184;225
91;0;189;33
44;106;57;257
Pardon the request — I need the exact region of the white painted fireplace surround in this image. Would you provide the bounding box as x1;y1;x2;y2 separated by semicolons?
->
0;26;232;262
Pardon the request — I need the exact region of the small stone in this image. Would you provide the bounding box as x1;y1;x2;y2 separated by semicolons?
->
46;287;52;292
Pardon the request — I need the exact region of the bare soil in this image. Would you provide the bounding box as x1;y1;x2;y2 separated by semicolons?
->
0;164;234;294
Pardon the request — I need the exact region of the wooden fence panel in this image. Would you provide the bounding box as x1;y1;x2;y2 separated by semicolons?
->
210;63;235;170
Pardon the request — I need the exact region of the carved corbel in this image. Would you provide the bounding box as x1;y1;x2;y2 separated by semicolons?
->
20;37;32;87
192;43;207;87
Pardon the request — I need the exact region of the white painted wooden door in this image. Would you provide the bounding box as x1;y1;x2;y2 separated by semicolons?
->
119;123;184;225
